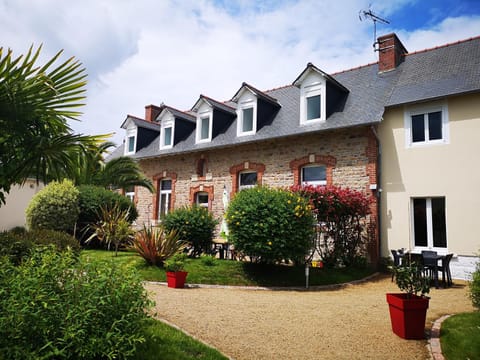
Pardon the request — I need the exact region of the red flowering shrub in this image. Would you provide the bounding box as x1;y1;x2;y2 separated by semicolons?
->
292;185;372;267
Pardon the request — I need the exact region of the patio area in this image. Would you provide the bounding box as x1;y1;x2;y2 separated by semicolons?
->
145;274;474;360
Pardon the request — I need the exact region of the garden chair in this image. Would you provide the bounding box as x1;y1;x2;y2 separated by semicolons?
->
390;249;403;281
437;253;454;287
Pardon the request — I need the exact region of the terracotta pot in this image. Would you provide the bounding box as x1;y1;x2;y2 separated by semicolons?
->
166;271;188;288
386;293;429;339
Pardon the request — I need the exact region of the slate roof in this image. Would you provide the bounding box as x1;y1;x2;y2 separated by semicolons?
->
121;115;160;131
118;35;480;160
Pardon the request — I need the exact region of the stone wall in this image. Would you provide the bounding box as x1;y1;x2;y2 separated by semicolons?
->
133;125;379;260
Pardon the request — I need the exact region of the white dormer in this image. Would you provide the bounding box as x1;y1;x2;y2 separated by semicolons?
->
124;119;137;155
298;71;326;125
159;110;175;150
194;101;213;143
234;89;257;136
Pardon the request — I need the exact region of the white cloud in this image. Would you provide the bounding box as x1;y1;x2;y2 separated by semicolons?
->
2;0;479;146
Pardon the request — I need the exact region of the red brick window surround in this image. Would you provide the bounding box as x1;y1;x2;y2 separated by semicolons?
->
229;161;265;197
289;154;336;186
189;185;214;211
152;171;177;220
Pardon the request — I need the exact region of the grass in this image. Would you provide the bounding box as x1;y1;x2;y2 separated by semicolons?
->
81;249;375;287
441;312;480;360
135;319;227;360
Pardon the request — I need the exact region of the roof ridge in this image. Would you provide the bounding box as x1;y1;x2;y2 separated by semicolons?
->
200;94;237;110
127;114;147;122
405;35;480;57
331;61;377;76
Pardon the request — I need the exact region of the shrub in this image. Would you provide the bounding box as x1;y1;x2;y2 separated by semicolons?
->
164;253;188;272
0;229;81;265
226;186;315;264
25;179;79;233
200;254;217;266
132;225;185;266
77;185;138;244
469;255;480;309
162;205;218;257
0;246;152;359
292;185;371;267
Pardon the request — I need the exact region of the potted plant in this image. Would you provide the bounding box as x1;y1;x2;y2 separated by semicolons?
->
387;258;431;339
164;253;188;288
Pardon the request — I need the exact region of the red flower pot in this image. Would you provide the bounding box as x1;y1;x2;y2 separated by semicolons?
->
166;271;188;288
386;293;429;339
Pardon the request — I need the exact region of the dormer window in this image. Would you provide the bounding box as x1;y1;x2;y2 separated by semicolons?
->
300;79;325;125
160;120;174;149
196;112;212;143
306;94;321;120
124;124;137;155
237;98;257;136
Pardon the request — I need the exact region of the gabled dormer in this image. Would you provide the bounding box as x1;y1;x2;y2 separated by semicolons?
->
157;106;196;150
191;95;236;144
293;63;349;125
231;82;281;137
121;115;160;155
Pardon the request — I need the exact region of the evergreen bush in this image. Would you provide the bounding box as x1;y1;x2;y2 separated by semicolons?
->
0;246;152;359
25;179;79;233
469;255;480;309
226;186;315;264
162;205;218;257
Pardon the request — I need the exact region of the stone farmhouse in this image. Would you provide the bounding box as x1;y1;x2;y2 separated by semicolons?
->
113;33;480;279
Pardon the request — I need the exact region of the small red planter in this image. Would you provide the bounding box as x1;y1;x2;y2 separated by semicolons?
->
166;271;188;288
386;293;429;339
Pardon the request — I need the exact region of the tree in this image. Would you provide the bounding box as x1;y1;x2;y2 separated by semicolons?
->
0;45;99;205
66;141;154;192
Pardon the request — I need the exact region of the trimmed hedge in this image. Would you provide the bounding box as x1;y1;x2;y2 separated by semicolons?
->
25;179;79;232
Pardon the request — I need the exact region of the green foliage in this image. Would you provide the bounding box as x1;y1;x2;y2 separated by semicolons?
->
78;185;138;233
0;45;103;205
87;204;135;256
25;179;79;232
390;260;430;297
469;255;480;309
226;186;315;264
200;254;217;267
132;225;185;266
0;229;81;266
292;185;372;267
0;246;152;359
162;205;218;257
164;253;188;272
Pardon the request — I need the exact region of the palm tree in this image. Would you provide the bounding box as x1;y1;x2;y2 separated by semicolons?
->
0;45;100;204
67;141;154;193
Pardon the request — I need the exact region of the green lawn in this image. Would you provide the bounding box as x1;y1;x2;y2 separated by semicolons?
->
441;312;480;360
136;319;227;360
81;249;375;287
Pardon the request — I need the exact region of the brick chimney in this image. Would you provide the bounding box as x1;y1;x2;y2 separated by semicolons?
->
377;33;408;72
145;104;163;122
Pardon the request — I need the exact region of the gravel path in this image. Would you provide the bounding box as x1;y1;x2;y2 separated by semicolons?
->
145;275;474;360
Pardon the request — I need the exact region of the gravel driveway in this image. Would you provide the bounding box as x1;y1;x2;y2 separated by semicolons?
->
145;275;474;360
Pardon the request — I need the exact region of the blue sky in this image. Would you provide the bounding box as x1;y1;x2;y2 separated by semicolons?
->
1;0;479;146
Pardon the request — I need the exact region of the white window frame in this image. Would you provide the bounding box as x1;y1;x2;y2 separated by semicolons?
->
196;111;212;143
238;171;257;191
195;191;209;208
404;103;449;148
237;96;257;137
410;197;448;254
158;179;172;219
160;120;174;149
301;165;326;186
124;125;137;155
125;186;135;203
300;73;326;125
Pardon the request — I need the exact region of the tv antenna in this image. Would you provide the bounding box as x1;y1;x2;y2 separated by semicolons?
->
359;7;390;51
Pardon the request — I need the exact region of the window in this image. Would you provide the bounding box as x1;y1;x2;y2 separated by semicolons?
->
301;165;326;186
196;191;209;208
125;186;135;203
158;179;172;218
239;171;257;191
412;197;447;251
242;108;254;132
405;105;448;147
164;127;172;146
200;117;210;140
306;95;321;120
127;136;135;153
